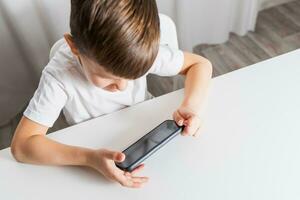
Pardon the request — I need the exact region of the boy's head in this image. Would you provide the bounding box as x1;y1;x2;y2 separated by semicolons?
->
65;0;160;92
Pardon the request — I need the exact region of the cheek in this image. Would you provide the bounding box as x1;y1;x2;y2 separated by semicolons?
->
90;76;112;88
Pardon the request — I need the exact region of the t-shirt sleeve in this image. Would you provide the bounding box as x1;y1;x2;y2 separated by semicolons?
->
148;44;184;76
23;70;68;127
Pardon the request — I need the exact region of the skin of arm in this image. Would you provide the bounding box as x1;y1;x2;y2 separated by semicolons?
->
11;117;148;188
173;52;213;136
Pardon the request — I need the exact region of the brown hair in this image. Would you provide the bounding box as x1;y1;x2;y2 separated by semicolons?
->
70;0;160;79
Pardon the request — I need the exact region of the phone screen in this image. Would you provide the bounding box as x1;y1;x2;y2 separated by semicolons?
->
117;120;182;171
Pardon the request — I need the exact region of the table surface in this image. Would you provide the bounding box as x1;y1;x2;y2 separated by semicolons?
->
1;49;300;200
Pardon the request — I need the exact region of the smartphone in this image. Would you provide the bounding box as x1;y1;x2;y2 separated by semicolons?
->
115;120;183;172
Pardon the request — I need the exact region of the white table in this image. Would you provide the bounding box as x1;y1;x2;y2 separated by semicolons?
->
1;49;300;200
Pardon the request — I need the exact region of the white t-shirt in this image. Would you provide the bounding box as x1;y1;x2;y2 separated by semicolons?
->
24;41;184;127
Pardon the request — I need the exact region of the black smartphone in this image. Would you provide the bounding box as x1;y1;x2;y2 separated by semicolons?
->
115;120;183;172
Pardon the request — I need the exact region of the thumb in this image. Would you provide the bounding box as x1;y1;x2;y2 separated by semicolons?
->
173;110;185;126
103;150;125;162
114;152;125;162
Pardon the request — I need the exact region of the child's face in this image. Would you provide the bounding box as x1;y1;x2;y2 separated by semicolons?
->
64;34;128;92
78;55;129;92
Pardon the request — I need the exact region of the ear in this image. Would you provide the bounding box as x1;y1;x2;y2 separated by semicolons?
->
64;33;80;56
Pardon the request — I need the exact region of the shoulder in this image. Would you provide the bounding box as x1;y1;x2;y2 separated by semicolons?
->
148;44;184;76
42;41;86;88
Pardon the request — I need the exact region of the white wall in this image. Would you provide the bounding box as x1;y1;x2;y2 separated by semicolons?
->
156;0;260;51
156;0;295;51
0;0;70;125
156;0;177;22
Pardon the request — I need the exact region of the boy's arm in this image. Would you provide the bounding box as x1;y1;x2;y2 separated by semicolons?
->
11;116;93;165
11;116;148;188
173;52;213;136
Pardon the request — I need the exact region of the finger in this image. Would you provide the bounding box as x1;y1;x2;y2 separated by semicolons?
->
189;124;200;136
111;171;131;185
114;152;125;162
182;125;191;136
183;122;198;136
184;115;197;127
193;121;204;137
177;108;194;119
112;166;149;188
173;111;185;126
117;175;147;188
122;166;149;187
104;165;126;181
125;164;145;176
124;175;149;188
181;117;192;135
127;181;145;188
193;126;202;137
103;150;125;162
131;182;145;188
125;182;143;188
186;116;203;135
129;176;149;183
173;111;184;126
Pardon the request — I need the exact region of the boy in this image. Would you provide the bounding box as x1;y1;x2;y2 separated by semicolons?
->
11;0;212;188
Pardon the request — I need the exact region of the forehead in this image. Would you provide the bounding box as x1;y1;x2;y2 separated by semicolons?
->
81;55;121;79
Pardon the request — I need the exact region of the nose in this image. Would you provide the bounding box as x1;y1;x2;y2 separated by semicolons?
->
116;79;128;91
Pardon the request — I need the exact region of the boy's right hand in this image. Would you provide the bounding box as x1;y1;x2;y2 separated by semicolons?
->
87;149;149;188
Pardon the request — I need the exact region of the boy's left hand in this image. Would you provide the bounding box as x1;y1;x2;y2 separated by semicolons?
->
173;106;203;137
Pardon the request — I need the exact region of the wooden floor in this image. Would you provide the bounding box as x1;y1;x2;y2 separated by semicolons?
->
1;0;300;150
194;0;300;77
